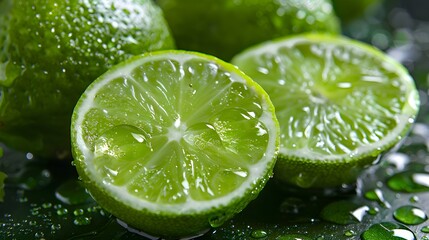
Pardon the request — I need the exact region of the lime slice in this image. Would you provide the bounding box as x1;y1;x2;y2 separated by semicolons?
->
0;0;175;158
232;34;420;188
156;0;340;60
71;51;279;238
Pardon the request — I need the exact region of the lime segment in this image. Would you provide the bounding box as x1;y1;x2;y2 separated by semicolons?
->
71;51;279;237
232;34;420;187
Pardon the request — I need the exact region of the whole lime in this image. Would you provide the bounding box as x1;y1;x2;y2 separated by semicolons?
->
0;0;175;158
156;0;340;60
332;0;382;23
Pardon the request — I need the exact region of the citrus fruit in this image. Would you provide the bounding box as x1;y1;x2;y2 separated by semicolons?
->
156;0;340;60
71;50;279;238
231;33;420;188
0;0;175;158
332;0;381;23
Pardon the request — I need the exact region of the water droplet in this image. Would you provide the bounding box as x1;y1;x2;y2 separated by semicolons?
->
364;188;391;208
42;202;52;209
294;172;317;188
393;205;427;225
384;153;410;170
276;234;311;240
73;208;85;216
362;222;416;240
320;200;368;224
73;216;91;226
34;231;45;239
368;207;380;215
56;208;68;216
251;229;267;238
387;171;429;193
55;180;92;205
50;223;61;231
93;125;152;184
421;226;429;233
344;229;357;237
409;196;419;203
209;214;228;228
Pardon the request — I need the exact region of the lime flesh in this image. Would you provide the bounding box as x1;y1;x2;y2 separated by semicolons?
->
232;34;420;188
0;0;175;158
71;51;279;237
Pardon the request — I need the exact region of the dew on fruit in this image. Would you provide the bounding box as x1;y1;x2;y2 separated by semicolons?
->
209;214;229;228
393;205;428;225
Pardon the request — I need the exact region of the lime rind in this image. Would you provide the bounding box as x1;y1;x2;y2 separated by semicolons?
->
71;50;279;235
231;33;419;187
232;33;419;162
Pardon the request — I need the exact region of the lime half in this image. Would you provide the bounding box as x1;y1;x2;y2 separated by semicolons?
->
71;51;279;238
232;34;420;188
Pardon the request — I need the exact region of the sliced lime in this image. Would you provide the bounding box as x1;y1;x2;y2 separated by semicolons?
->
232;34;420;188
71;51;279;238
